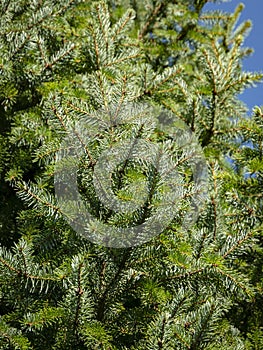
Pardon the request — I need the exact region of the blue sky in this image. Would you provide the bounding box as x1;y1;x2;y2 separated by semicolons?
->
203;0;263;112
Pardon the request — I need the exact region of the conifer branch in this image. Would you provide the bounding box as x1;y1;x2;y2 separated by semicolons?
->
51;102;95;165
0;256;58;282
97;249;132;321
211;163;218;240
73;262;84;338
111;9;135;42
16;181;62;216
9;33;32;57
157;316;166;349
222;231;254;260
105;53;141;67
138;2;165;40
190;303;215;350
0;1;261;348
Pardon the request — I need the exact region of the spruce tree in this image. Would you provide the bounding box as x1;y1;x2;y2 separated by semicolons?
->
0;1;262;349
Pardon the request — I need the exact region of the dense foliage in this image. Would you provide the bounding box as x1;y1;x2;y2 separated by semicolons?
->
0;0;262;349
